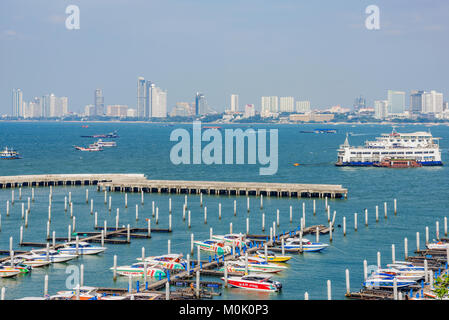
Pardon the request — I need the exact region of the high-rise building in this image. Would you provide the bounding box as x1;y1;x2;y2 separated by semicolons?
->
261;96;271;115
387;90;406;114
170;102;193;117
106;105;128;117
94;89;104;116
24;97;42;118
195;92;207;115
48;94;68;117
12;89;23;117
353;96;366;110
150;86;167;118
137;77;146;118
279;97;295;113
230;94;239;112
269;96;279;112
84;104;96;116
40;94;50;118
374;100;389;119
410;90;425;114
422;90;443;114
295;100;311;113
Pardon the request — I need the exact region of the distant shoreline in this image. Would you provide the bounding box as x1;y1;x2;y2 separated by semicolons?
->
1;119;449;126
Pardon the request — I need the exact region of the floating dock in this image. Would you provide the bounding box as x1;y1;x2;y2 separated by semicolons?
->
0;174;348;198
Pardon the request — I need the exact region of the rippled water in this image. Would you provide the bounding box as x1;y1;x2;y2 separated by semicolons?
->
0;122;448;299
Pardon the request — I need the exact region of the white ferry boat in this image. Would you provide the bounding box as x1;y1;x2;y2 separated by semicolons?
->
336;129;443;167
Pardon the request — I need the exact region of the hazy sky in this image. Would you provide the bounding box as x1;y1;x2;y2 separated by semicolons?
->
1;0;448;114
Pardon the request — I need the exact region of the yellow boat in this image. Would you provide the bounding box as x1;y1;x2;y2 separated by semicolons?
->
253;250;291;263
293;163;300;166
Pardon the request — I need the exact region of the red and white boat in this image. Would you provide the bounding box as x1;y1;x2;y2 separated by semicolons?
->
223;274;282;292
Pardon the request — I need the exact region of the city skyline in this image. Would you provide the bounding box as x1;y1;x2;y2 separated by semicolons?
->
1;1;449;115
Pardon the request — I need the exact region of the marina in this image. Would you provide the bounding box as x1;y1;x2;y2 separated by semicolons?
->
0;122;448;301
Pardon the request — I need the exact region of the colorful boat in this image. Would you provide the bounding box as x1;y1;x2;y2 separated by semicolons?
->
373;269;424;282
284;238;329;252
220;260;286;274
111;262;166;278
136;254;186;270
0;261;32;274
194;239;231;255
57;286;99;300
253;250;291;263
59;241;107;255
0;147;21;159
211;234;248;247
0;266;21;278
223;274;282;292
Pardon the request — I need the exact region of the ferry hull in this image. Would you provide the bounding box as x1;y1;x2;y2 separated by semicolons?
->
336;161;443;167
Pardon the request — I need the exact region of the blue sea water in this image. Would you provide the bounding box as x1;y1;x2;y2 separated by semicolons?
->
0;121;448;300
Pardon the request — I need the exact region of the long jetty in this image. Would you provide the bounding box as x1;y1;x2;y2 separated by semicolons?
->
0;173;348;198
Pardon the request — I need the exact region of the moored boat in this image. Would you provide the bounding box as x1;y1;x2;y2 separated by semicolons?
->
0;266;22;278
59;241;107;255
223;274;282;292
426;241;449;250
284;238;329;252
26;249;78;263
74;145;103;152
136;254;186;270
253;250;291;263
364;276;416;289
211;234;248;247
194;239;231;255
220;260;286;274
111;262;166;278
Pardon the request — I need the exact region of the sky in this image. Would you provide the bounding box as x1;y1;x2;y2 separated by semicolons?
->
1;0;448;114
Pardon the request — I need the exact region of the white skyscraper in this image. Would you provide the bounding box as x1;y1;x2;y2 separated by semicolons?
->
269;96;279;112
230;94;239;112
422;90;443;114
150;85;167;118
374;100;389;119
48;94;68;117
279;97;295;112
295;100;311;113
244;104;256;118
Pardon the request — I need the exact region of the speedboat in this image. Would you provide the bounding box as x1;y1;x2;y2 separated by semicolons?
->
237;256;288;273
427;241;449;250
136;254;186;270
27;249;78;263
223;274;282;292
364;276;416;289
0;147;21;159
220;260;286;274
373;268;424;281
89;139;117;148
212;234;249;247
253;250;291;263
0;261;32;274
194;239;231;255
111;262;166;278
59;241;107;255
14;255;51;268
0;266;21;278
284;238;329;252
386;262;425;273
57;286;99;300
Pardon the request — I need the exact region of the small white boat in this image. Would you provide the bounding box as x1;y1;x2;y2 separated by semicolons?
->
284;238;329;252
90;139;117;148
0;266;21;278
27;249;78;263
57;286;99;300
15;255;52;268
223;274;282;292
427;241;449;250
194;239;231;255
221;260;286;274
59;241;107;255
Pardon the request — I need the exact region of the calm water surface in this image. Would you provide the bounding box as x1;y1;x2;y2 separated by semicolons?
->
0;122;448;299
